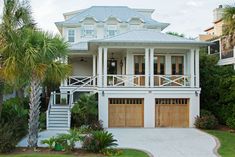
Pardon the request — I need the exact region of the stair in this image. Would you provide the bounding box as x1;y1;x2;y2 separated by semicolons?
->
47;105;70;130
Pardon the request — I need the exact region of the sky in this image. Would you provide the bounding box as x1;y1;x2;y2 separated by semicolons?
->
0;0;234;38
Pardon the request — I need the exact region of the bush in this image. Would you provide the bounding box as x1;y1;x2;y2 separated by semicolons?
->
89;120;104;131
82;131;117;153
226;116;235;129
71;94;98;127
200;109;212;117
42;129;81;152
195;114;218;129
0;122;22;153
39;112;46;130
78;125;92;134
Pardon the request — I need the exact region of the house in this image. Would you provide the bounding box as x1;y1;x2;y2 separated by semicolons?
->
46;6;209;130
199;5;235;69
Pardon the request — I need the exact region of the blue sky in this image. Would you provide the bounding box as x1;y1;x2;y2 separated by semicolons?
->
0;0;234;37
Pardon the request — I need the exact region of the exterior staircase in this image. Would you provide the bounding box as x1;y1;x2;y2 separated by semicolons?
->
47;105;70;130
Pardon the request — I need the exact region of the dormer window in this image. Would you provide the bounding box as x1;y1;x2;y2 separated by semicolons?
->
81;25;96;38
106;25;118;38
68;29;75;42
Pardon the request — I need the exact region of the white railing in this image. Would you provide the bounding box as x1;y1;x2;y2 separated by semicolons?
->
154;75;190;87
107;75;145;87
46;92;55;129
68;76;97;87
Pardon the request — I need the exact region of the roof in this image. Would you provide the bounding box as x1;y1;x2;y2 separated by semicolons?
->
204;26;214;32
56;6;169;30
90;29;210;45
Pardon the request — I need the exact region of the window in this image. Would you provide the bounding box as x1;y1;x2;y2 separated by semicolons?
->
154;56;165;75
134;55;145;75
81;25;96;38
106;25;118;37
171;56;184;75
68;29;75;42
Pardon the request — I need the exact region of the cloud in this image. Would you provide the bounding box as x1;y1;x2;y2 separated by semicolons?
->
186;1;203;7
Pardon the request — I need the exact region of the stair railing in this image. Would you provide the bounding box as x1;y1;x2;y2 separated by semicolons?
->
46;92;54;129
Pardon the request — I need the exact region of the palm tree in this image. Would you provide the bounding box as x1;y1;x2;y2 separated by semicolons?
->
223;5;235;36
0;0;71;147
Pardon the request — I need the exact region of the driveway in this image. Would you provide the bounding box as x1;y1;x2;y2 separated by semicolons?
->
108;128;217;157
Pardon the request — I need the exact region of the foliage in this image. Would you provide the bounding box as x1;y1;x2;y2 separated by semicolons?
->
206;130;235;157
0;121;27;153
41;129;81;152
195;114;218;129
41;137;56;150
0;123;17;153
39;112;46;130
199;49;235;125
223;5;235;35
200;109;212;117
166;31;185;37
78;125;93;134
89;120;104;131
82;131;118;153
226;117;235;129
71;94;98;127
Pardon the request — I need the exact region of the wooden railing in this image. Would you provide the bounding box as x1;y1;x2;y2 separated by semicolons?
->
154;75;190;87
107;75;145;87
66;75;191;87
68;76;97;87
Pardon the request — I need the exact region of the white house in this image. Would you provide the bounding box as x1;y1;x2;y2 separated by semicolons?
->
46;6;209;130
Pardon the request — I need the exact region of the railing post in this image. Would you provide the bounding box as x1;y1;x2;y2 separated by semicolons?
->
46;110;49;129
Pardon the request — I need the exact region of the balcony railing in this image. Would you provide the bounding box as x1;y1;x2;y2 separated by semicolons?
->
66;75;192;88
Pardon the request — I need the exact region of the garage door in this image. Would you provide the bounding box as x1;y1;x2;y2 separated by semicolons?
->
109;98;144;128
156;98;189;128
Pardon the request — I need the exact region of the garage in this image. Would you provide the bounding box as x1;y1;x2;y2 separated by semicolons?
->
155;98;189;128
108;98;144;128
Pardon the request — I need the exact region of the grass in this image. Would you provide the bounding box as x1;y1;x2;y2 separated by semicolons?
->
206;130;235;157
0;149;149;157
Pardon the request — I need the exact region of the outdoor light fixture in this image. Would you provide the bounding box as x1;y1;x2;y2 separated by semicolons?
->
195;91;199;96
110;53;116;67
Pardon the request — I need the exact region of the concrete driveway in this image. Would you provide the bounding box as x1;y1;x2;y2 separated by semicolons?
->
108;128;218;157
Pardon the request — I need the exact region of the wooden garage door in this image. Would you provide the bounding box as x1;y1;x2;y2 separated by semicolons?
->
109;98;144;128
156;98;189;128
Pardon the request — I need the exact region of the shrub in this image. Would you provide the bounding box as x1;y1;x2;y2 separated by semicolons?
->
71;94;98;127
39;112;46;130
89;120;104;131
195;114;218;129
200;109;212;117
226;117;235;129
42;129;81;152
0;122;20;153
78;125;92;134
101;148;123;156
82;131;117;153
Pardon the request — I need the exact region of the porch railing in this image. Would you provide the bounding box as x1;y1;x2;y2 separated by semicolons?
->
66;75;192;88
154;75;191;87
107;75;145;87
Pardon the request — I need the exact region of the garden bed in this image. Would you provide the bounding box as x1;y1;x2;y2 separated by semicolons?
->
0;148;150;157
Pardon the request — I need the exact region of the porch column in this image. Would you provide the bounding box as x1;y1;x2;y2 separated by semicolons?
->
150;48;154;87
195;48;200;87
103;47;108;87
145;48;149;87
92;54;97;86
98;47;103;87
190;49;195;87
62;56;68;86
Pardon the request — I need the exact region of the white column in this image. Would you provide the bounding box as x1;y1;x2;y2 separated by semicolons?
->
103;47;108;87
62;56;68;86
97;47;103;87
195;48;200;88
145;48;149;87
190;49;195;87
150;48;154;87
165;54;171;75
92;54;97;86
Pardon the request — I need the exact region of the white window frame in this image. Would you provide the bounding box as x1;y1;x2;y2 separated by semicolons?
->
67;29;76;43
81;25;96;38
106;25;118;38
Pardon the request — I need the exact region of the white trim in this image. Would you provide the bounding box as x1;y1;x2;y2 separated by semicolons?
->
67;28;76;43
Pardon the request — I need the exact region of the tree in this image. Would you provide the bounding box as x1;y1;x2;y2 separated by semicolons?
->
223;5;235;36
166;31;185;38
0;0;71;147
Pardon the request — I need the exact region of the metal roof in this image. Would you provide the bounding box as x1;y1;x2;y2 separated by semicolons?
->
56;6;169;30
91;29;211;45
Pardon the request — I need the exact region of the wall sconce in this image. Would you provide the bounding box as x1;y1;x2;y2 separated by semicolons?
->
102;91;105;96
110;53;116;67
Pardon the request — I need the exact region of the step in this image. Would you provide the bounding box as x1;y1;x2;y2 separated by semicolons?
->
49;121;68;124
49;117;68;120
47;127;70;130
48;124;69;127
49;111;68;115
51;105;70;109
49;114;68;118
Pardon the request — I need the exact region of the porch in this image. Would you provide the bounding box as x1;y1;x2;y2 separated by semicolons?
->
62;47;200;89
